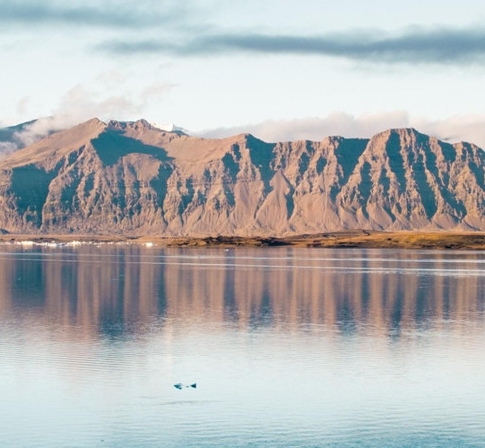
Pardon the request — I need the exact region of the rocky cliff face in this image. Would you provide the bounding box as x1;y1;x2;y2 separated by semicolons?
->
0;118;484;236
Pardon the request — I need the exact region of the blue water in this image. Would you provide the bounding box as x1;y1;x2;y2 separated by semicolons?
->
0;245;485;447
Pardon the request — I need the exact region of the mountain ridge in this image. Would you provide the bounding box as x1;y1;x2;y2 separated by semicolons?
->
0;118;484;236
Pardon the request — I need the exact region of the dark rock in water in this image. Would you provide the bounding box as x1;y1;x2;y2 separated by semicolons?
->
174;382;197;389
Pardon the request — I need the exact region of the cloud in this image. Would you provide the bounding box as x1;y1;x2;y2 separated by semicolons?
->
99;26;485;65
0;79;176;156
52;82;175;123
0;141;18;158
140;81;178;103
197;112;412;142
197;112;485;148
2;110;484;160
4;1;483;66
0;0;188;29
9;117;67;148
55;85;142;123
412;115;485;148
11;89;142;148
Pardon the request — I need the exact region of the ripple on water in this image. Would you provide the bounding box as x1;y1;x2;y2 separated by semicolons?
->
1;248;485;447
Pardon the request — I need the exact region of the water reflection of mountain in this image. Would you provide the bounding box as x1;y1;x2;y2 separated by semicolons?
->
0;246;484;338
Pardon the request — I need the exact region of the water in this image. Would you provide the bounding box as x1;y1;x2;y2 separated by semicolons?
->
1;245;485;447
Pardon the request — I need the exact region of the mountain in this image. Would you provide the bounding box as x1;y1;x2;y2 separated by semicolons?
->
0;120;37;141
0;118;63;157
0;120;38;156
0;118;484;236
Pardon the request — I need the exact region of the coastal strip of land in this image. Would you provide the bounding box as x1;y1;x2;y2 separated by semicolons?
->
1;231;485;250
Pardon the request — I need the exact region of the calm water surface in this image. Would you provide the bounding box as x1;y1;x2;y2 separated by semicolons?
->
0;245;485;447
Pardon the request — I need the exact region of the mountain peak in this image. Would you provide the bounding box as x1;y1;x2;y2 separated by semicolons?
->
373;127;422;139
85;117;105;125
155;123;189;135
107;119;155;132
106;119;190;136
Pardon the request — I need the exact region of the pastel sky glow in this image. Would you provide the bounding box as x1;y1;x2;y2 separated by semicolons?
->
1;0;485;146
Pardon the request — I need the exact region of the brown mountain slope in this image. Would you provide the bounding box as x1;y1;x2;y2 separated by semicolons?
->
0;119;484;236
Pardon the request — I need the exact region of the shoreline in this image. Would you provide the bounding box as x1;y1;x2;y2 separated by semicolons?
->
1;231;485;250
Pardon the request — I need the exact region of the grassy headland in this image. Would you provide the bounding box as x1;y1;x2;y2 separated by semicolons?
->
1;231;485;250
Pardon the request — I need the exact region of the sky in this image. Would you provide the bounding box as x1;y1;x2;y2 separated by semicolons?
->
1;0;485;147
